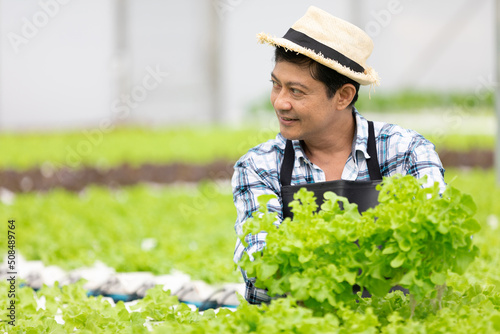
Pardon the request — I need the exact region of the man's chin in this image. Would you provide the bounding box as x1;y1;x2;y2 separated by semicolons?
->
280;130;301;141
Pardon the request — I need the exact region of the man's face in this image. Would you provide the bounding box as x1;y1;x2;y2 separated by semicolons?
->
270;61;341;142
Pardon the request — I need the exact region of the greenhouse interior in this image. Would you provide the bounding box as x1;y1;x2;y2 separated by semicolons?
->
1;0;500;332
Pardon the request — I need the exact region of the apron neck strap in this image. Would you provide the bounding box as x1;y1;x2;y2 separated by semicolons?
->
280;139;295;186
280;120;382;186
367;121;383;181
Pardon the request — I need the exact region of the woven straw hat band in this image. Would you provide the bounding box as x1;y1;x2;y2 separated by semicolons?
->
257;6;380;86
290;7;373;71
282;28;365;74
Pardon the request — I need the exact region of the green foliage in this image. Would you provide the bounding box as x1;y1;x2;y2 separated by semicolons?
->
355;89;494;113
239;175;480;312
0;182;240;283
426;134;494;152
0;282;198;333
444;168;500;289
0;170;499;332
0;126;275;170
249;89;494;114
0;125;494;172
2;279;500;333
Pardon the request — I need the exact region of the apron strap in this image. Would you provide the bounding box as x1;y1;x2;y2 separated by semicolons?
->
280;138;295;187
367;121;383;181
279;120;382;186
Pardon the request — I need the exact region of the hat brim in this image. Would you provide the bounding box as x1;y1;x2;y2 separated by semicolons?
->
257;32;380;86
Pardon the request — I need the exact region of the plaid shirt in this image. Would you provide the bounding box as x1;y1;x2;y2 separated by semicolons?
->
232;109;446;304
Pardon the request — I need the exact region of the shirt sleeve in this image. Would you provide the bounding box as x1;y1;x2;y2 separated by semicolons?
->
405;138;446;193
232;159;282;265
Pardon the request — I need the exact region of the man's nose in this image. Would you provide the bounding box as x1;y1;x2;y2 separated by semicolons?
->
273;90;292;111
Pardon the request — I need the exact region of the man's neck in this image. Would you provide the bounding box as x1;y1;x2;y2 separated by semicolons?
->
301;110;356;158
300;109;355;181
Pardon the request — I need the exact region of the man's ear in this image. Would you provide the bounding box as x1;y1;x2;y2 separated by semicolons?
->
335;83;356;110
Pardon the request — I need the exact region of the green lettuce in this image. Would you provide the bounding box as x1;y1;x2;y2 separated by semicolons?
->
239;175;480;313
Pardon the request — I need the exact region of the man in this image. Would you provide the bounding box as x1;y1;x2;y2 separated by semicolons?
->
232;6;446;304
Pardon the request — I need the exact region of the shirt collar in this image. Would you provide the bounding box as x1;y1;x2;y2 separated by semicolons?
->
293;140;311;165
352;107;371;162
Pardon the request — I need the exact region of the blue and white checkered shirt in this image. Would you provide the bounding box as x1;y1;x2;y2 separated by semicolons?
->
232;108;445;304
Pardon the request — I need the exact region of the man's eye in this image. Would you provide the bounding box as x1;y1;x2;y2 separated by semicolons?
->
291;88;302;95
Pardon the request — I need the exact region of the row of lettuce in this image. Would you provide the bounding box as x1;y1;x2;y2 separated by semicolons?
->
1;181;239;284
249;89;495;115
2;279;500;333
0;123;498;332
1;169;498;286
0;127;494;171
1;169;499;332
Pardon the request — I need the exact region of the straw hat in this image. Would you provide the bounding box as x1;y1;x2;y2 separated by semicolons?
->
257;6;380;86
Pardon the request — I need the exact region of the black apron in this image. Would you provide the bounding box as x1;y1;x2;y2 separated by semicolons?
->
280;121;382;219
279;121;408;298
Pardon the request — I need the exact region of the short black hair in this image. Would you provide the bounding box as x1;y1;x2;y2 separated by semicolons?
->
274;46;360;106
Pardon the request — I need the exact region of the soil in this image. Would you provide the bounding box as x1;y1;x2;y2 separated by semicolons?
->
0;149;493;193
0;161;234;193
438;149;493;169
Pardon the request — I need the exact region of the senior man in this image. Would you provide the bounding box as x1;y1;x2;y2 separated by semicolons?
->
232;6;446;304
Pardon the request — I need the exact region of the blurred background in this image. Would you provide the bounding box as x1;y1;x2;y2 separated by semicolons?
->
1;0;500;312
0;0;495;130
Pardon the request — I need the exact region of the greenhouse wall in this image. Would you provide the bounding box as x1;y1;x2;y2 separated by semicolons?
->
0;0;494;130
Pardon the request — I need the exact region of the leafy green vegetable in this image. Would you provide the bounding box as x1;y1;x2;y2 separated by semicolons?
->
0;126;275;170
1;169;499;333
251;89;495;114
0;126;494;171
239;175;480;313
2;279;500;333
0;182;240;283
